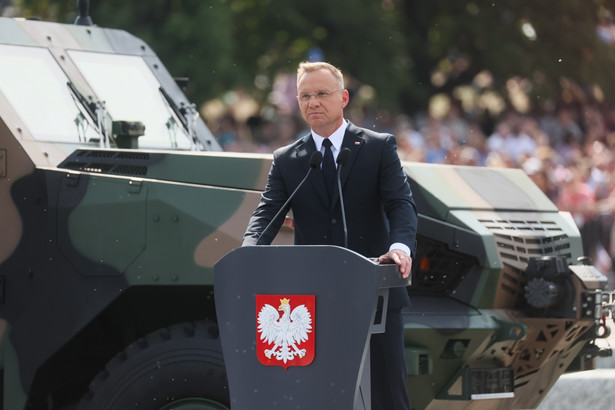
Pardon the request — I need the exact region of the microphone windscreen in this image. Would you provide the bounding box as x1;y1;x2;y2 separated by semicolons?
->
337;148;351;166
309;150;323;168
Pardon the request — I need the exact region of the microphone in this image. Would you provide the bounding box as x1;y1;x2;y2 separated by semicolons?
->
256;151;323;245
336;148;351;248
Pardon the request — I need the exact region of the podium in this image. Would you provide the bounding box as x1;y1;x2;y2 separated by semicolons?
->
214;245;410;410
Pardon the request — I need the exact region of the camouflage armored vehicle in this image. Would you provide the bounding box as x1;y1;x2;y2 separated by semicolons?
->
0;6;613;410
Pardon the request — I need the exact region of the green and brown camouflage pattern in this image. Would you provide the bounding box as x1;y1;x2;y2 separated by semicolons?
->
0;16;287;409
0;14;612;410
403;163;608;410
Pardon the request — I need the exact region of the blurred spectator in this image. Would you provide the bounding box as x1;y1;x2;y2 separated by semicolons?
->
486;116;536;167
246;114;281;153
521;116;550;148
486;119;510;156
587;141;614;200
463;123;489;166
587;141;615;275
213;113;238;150
555;164;599;263
450;145;481;166
597;8;615;45
582;104;609;144
394;114;426;162
540;105;584;149
442;100;471;145
504;114;537;165
420;115;456;163
556;164;595;227
522;156;558;201
485;151;516;168
557;131;585;166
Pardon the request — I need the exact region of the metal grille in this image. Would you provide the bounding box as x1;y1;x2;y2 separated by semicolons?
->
59;150;150;176
479;218;573;301
479;219;572;268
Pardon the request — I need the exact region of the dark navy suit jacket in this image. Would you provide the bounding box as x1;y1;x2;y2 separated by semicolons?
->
243;122;418;309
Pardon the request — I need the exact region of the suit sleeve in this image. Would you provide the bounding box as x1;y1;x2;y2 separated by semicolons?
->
242;152;290;246
379;135;418;257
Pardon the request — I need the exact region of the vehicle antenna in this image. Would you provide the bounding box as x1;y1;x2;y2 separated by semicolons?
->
74;0;93;26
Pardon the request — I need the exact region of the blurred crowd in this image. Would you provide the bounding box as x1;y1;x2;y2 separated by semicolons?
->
204;85;615;287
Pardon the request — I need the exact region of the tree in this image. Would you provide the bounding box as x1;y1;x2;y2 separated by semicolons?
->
11;0;615;115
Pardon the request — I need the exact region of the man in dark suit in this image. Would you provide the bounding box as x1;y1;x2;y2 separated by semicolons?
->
243;61;417;410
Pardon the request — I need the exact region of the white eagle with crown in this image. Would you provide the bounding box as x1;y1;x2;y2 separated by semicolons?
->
257;297;312;363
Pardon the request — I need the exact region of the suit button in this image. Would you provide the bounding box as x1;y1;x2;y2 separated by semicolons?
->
331;219;337;224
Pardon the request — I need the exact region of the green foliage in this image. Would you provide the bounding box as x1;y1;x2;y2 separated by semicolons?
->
11;0;615;113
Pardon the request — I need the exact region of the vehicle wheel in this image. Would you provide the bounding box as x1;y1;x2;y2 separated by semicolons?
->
77;321;229;410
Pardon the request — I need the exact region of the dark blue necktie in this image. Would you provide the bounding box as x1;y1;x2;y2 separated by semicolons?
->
322;138;336;198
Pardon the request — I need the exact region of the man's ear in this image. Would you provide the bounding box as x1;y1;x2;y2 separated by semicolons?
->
341;89;350;108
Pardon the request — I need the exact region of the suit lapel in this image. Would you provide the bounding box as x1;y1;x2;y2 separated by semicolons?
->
329;124;363;208
293;135;312;172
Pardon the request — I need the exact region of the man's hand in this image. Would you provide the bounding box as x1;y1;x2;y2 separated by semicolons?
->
378;249;412;279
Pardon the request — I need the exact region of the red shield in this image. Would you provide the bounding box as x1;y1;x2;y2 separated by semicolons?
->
256;294;315;369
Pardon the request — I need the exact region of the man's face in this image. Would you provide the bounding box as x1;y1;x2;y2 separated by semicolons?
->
297;69;349;137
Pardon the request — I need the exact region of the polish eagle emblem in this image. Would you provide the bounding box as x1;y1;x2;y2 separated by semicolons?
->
256;295;315;368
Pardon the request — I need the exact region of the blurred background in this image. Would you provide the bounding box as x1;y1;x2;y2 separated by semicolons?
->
4;0;615;289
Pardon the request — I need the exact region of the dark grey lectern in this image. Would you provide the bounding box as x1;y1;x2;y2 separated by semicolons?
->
214;245;410;410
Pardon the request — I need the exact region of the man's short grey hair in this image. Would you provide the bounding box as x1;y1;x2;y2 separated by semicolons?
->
297;61;344;88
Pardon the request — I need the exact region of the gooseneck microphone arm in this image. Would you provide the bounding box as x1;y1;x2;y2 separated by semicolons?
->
336;148;351;248
256;151;323;245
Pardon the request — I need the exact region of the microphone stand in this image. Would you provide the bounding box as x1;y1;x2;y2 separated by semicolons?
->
256;151;323;245
336;148;351;248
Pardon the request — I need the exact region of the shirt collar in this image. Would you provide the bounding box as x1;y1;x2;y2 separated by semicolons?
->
312;120;348;152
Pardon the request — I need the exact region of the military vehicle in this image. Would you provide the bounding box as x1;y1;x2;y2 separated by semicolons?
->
0;3;613;410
